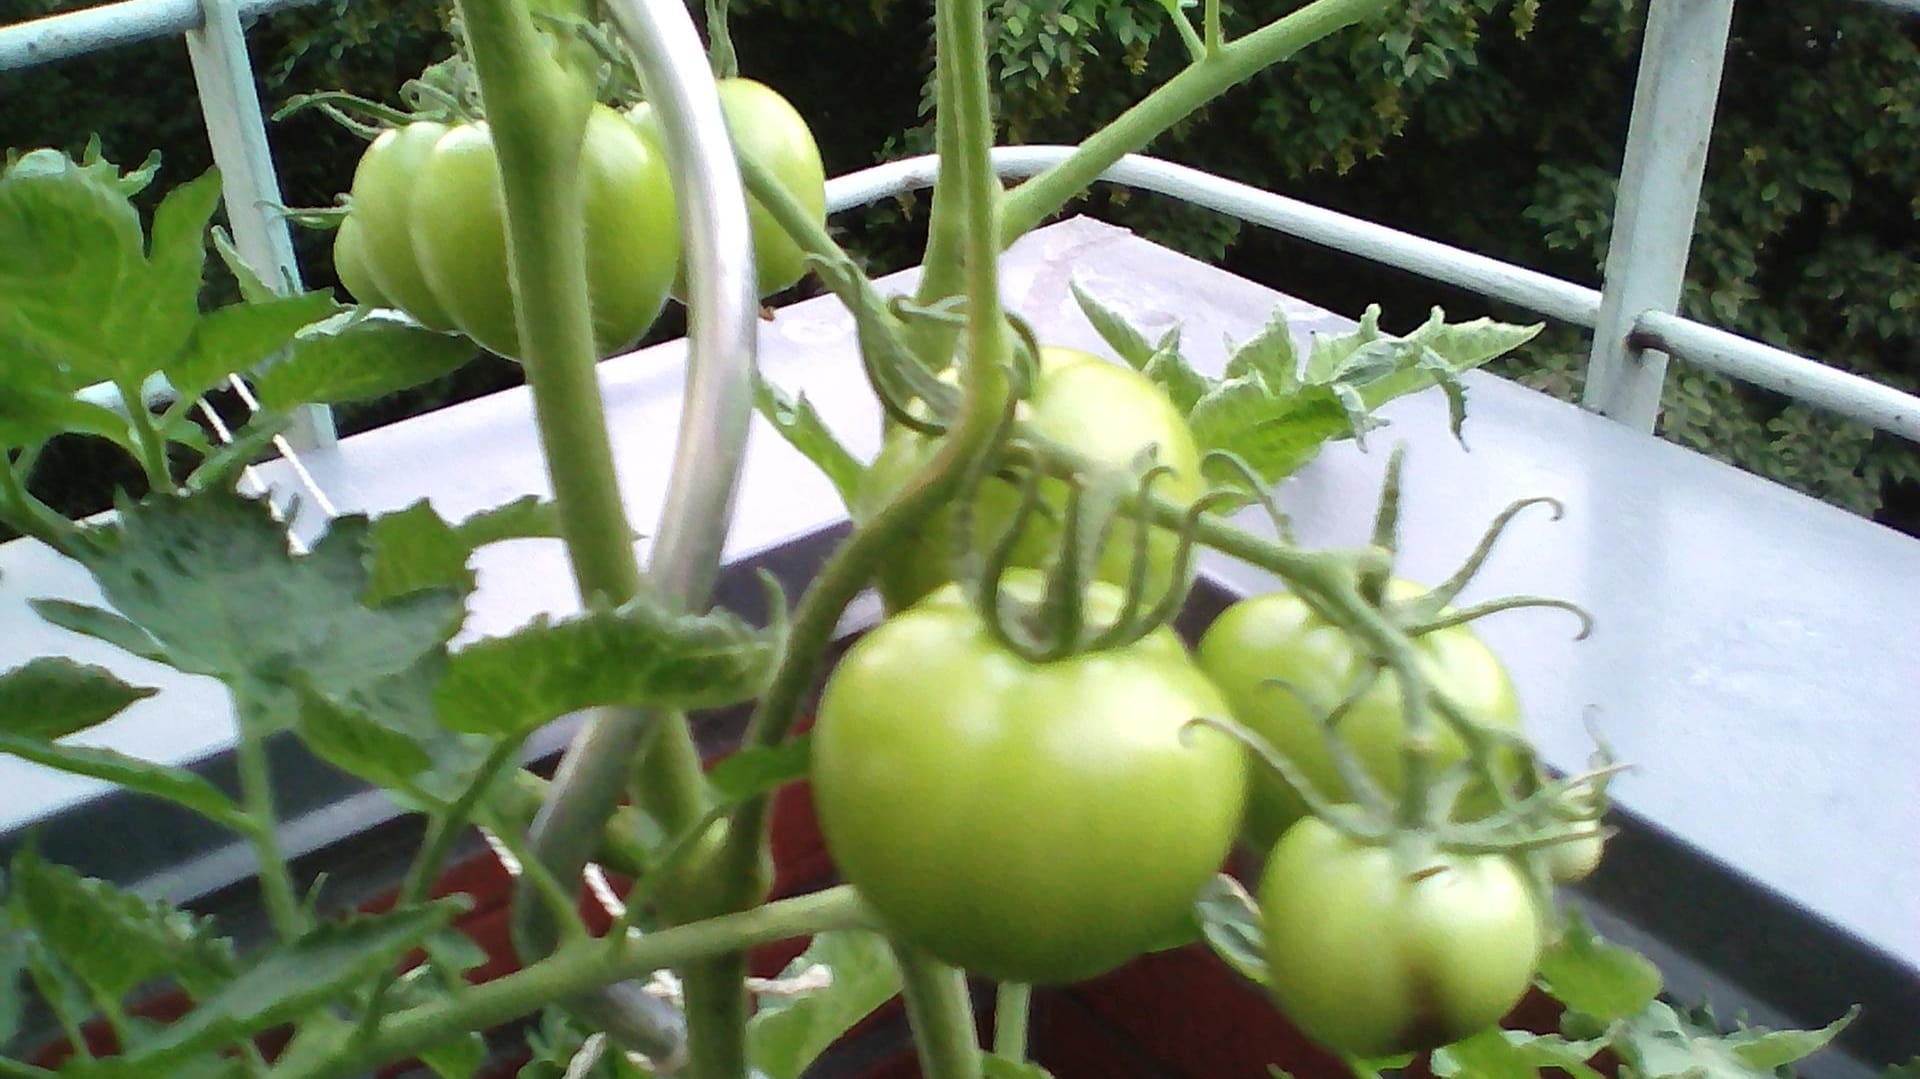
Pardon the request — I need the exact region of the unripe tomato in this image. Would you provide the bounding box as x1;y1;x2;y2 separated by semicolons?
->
1196;581;1521;852
407;105;680;359
811;577;1247;984
348;121;456;330
857;346;1205;612
331;215;388;308
1259;819;1542;1057
630;78;826;298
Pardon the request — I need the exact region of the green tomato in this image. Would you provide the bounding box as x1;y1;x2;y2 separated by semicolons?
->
858;345;1206;613
811;576;1248;984
406;105;680;359
331;215;387;308
629;78;826;298
1196;581;1522;852
1541;830;1605;883
1259;818;1542;1057
348;121;456;331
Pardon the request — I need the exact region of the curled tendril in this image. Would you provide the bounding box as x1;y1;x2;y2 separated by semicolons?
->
1184;716;1387;845
1369;443;1410;559
950;398;1027;595
1085;462;1177;652
1417;494;1567;614
273;91;420;135
1253;668;1397;819
1408;594;1595;641
976;456;1052;660
1005;313;1046;400
1200;449;1293;543
887;294;970;327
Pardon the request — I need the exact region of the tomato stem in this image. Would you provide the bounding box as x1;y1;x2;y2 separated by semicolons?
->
233;691;308;942
996;0;1394;246
896;945;985;1079
265;888;879;1079
993;982;1032;1061
118;379;176;495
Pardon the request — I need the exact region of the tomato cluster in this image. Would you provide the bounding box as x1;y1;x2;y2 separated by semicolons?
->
812;349;1563;1055
333;79;825;359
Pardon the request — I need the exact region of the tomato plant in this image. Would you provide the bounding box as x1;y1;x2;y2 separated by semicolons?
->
629;78;826;299
857;344;1206;611
1259;818;1543;1057
1196;579;1522;851
7;0;1854;1065
337;105;680;358
810;577;1247;984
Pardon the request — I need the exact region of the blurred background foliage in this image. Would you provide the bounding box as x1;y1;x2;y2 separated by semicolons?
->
1;0;1915;531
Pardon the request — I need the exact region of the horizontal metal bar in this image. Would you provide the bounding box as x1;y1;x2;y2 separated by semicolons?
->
1636;311;1920;442
828;148;1920;445
827;146;1606;328
0;0;317;72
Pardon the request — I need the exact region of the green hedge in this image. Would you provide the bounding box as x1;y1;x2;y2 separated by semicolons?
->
3;0;1914;531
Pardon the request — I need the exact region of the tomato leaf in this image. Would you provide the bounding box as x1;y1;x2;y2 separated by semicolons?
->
1072;283;1539;488
435;596;779;738
0;657;155;739
9;845;236;1004
96;900;464;1076
754;375;866;511
0;734;253;835
0;881;30;1048
0;387;132;453
1431;1028;1608;1079
1534;912;1662;1022
1070;279;1157;369
28;598;169;664
168;289;340;402
254;311;476;409
184;413;293;494
0;149;149;386
454;495;564;547
708;738;812;804
1224;308;1300;398
365;500;482;605
1606;1000;1854;1079
363;497;567;607
747;931;903;1079
1194;872;1267;987
292;656;496;810
70;492;463;733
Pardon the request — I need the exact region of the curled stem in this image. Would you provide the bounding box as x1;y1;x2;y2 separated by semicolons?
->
1409;594;1595;640
1419;495;1566;611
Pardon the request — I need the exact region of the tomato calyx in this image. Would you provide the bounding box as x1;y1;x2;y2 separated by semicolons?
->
1361;444;1593;642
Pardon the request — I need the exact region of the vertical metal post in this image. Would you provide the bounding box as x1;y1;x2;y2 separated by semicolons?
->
1582;0;1737;431
184;0;337;448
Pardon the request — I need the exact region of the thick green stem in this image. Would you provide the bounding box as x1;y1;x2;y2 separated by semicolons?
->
117;380;174;494
456;4;732;1068
399;740;523;908
457;0;636;607
0;455;79;557
681;955;752;1079
997;0;1393;244
992;982;1031;1061
895;946;984;1079
235;701;305;941
904;28;971;370
268;888;876;1079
